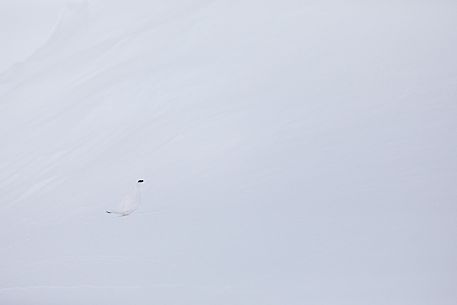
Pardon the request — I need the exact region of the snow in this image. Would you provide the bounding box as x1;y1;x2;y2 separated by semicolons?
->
1;0;457;304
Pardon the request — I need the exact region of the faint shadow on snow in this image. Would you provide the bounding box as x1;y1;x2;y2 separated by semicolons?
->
0;0;213;92
0;1;90;84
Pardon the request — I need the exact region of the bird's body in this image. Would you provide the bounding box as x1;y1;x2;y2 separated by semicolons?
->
106;180;144;216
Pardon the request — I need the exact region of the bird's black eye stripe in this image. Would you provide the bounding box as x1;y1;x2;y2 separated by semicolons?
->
138;179;144;183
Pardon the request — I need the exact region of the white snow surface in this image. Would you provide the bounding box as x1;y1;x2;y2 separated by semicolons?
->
1;0;457;304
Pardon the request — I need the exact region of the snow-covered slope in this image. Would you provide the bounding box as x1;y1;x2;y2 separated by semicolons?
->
1;1;456;304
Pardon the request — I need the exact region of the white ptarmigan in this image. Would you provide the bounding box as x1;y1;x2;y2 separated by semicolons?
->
106;180;144;216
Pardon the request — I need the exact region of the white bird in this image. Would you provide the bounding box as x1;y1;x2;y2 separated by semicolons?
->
106;180;144;216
